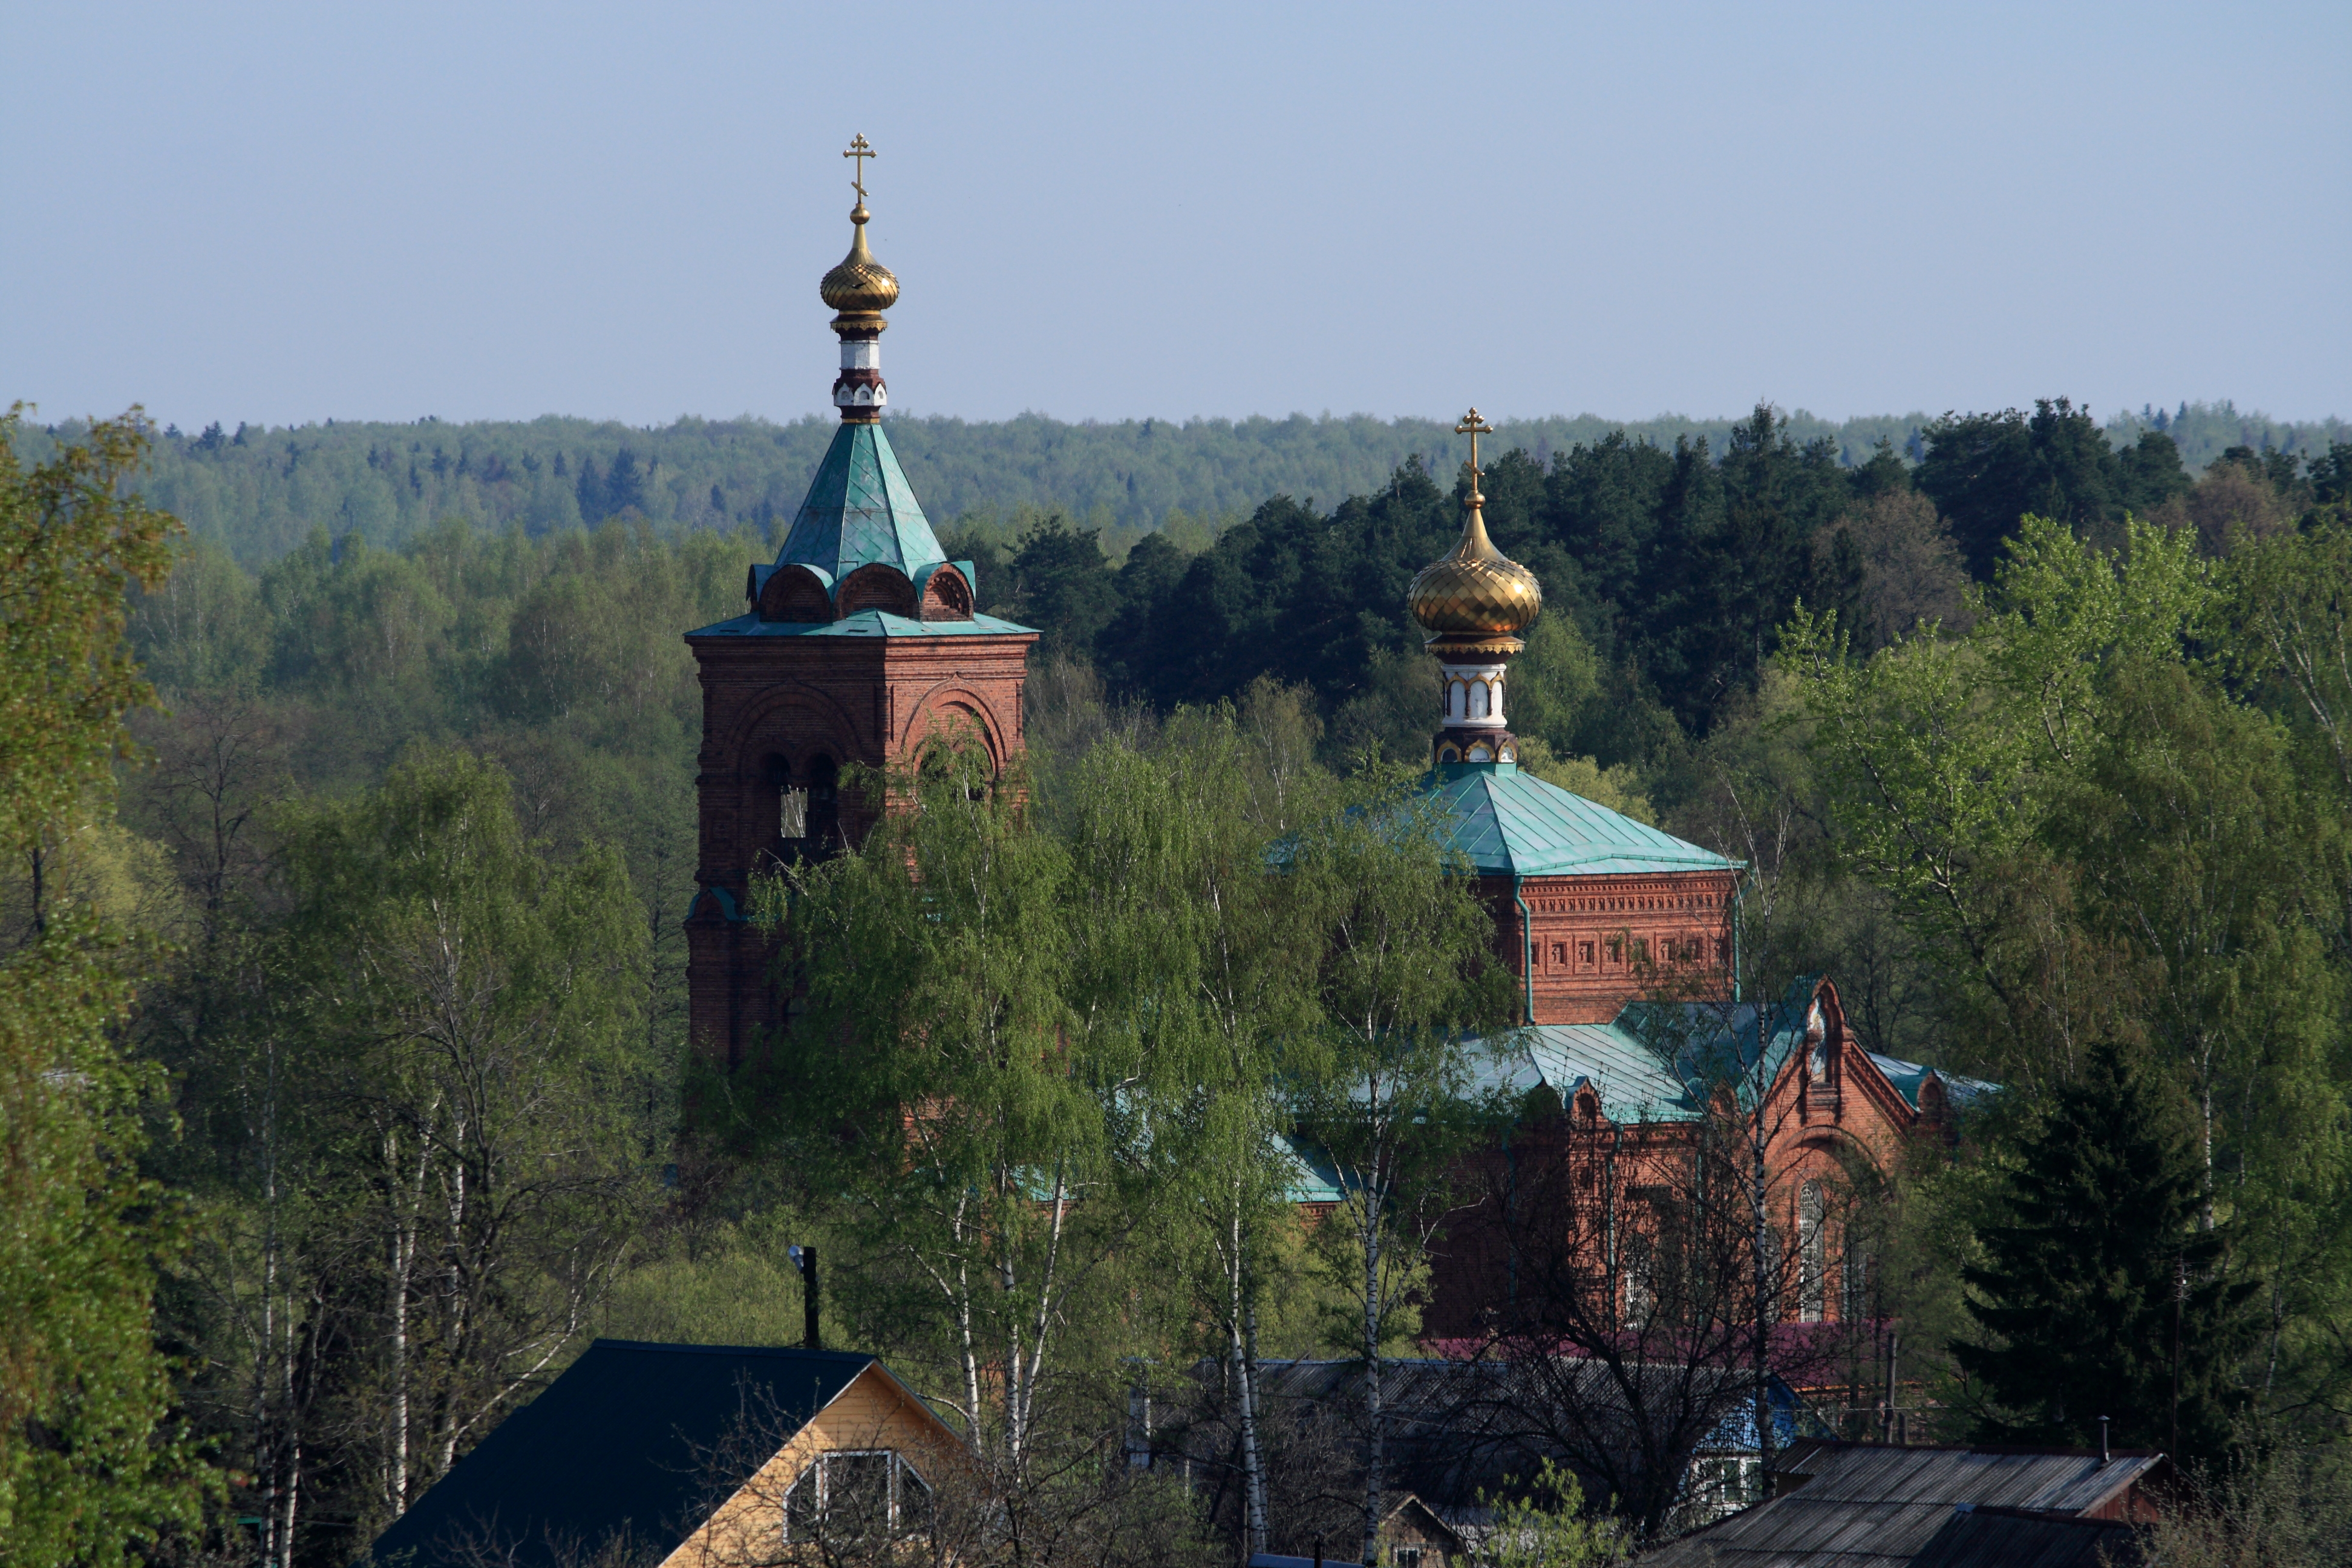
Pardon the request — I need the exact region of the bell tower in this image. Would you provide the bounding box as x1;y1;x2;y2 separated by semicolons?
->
683;138;1039;1067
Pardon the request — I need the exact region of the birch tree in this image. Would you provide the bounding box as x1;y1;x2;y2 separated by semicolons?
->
1290;784;1512;1567
278;748;654;1525
753;734;1117;1472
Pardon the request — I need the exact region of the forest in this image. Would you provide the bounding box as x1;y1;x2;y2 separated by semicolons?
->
7;394;2352;1566
8;399;2342;565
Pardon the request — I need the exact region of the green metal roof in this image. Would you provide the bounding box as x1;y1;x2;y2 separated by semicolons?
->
687;607;1037;639
1468;976;1831;1122
776;420;945;582
1473;1021;1702;1122
1867;1050;1999;1111
1419;760;1739;877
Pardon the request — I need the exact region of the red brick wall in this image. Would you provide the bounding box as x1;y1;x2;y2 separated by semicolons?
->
1483;869;1741;1024
684;627;1035;1067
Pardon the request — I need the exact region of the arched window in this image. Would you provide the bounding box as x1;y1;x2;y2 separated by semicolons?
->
1799;1180;1828;1322
1469;681;1489;719
763;753;809;843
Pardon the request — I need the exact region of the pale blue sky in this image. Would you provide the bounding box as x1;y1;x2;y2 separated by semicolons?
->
5;1;2345;432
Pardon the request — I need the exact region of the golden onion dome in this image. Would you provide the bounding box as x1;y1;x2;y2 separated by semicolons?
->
820;201;900;314
1407;490;1542;637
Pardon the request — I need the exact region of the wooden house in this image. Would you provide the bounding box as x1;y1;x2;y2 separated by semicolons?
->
1242;1495;1462;1568
366;1340;963;1568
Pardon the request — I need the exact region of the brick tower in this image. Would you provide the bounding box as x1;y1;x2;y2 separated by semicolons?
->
683;137;1038;1067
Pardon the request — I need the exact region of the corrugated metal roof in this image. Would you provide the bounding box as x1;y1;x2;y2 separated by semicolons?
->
1641;1440;2163;1566
1909;1507;2138;1568
1417;762;1740;878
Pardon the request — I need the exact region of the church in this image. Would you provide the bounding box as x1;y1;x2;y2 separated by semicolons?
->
682;145;1980;1336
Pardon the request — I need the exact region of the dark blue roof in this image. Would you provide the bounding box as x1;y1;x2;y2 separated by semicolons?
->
366;1341;877;1568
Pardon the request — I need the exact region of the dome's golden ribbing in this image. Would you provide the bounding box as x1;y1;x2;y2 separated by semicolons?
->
820;202;900;314
1407;492;1542;636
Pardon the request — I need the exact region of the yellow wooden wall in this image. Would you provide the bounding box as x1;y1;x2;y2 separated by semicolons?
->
659;1364;962;1567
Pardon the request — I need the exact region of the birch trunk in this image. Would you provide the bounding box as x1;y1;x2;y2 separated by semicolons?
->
1361;1195;1384;1568
1232;1204;1269;1557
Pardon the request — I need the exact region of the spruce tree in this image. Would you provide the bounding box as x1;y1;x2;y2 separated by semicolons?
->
1953;1042;2255;1462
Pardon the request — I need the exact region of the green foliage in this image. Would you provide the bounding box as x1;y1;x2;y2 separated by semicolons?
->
2220;515;2352;791
1954;1044;2257;1462
0;408;209;1562
1288;783;1515;1564
0;926;209;1565
1780;513;2249;1084
745;731;1150;1455
273;746;660;1520
28;383;2346;1560
0;406;177;866
1915;399;2192;577
1477;1460;1628;1568
46;402;2336;570
598;1212;818;1348
2132;1439;2352;1568
1787;500;2352;1463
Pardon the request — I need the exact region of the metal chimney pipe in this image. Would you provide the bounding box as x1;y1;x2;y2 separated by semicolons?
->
789;1244;821;1350
2098;1416;2110;1465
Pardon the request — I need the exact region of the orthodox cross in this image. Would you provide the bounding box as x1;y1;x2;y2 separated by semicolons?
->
1455;407;1495;489
843;134;876;201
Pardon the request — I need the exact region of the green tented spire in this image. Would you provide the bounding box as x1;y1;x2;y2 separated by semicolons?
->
774;421;946;581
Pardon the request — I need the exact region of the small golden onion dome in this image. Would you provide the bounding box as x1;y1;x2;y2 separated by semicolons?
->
1407;491;1543;636
820;201;900;313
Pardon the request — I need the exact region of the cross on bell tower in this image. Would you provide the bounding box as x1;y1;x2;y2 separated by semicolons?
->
1455;406;1495;493
843;132;875;200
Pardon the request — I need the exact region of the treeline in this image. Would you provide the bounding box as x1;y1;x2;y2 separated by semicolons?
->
11;400;2352;1565
8;399;2342;565
959;400;2351;759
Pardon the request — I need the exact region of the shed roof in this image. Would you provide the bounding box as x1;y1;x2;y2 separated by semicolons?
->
365;1341;892;1568
1416;761;1739;878
1908;1506;2139;1568
1641;1439;2164;1566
